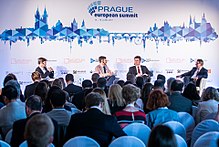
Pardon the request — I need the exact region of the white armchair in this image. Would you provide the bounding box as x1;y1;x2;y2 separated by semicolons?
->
196;78;207;96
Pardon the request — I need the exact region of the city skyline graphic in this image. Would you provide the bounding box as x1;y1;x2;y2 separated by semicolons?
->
0;8;218;49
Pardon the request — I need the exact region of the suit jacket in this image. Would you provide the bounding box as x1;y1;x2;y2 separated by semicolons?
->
180;67;208;86
128;65;153;77
24;82;39;99
168;92;192;114
63;83;82;97
11;112;59;147
35;66;54;79
95;64;111;75
65;108;126;147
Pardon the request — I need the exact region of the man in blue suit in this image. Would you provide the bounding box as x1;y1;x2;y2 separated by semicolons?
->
177;59;208;87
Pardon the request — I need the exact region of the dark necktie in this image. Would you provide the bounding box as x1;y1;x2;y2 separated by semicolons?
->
103;66;106;73
137;66;141;74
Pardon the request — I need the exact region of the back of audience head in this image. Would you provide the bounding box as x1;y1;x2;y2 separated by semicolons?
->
142;75;151;83
136;76;144;89
31;71;41;82
154;79;165;91
49;88;66;108
3;73;17;86
148;125;177;147
116;80;125;87
141;82;153;102
91;73;100;83
183;83;200;100
170;79;184;92
122;84;141;104
108;84;125;107
34;81;48;103
2;85;18;102
25;114;54;147
166;77;175;92
146;89;170;110
157;74;166;84
52;78;63;89
126;73;135;84
85;92;104;110
97;77;107;88
82;79;93;89
201;87;219;101
65;74;74;83
4;80;20;98
25;95;42;116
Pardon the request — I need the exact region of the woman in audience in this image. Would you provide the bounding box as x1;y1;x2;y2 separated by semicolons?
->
92;87;111;115
195;86;219;123
146;90;179;128
108;84;126;114
182;83;201;106
34;81;48;105
141;82;153;113
148;125;177;147
114;84;146;128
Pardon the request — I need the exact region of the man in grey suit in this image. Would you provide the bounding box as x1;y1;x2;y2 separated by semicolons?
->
128;56;153;77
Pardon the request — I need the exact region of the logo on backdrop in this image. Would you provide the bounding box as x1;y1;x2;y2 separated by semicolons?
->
0;8;217;50
90;58;98;63
87;1;138;21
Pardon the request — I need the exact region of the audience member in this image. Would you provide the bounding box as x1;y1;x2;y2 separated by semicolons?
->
147;125;177;147
0;84;26;137
128;56;153;77
52;78;64;89
72;79;93;111
165;77;175;96
46;88;72;126
63;74;82;97
153;79;165;91
116;79;125;87
136;76;144;89
24;114;54;147
157;74;166;84
115;84;146;128
168;79;192;114
141;82;153;113
65;92;126;146
108;84;126;115
35;57;54;79
126;73;136;84
97;77;109;95
34;81;48;105
176;59;208;87
146;90;179;128
24;71;41;99
11;95;42;147
195;87;219;123
92;88;111;115
91;73;100;88
182;83;201;106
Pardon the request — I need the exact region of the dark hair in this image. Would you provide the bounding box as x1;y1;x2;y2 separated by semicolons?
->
3;73;17;86
154;79;165;90
50;89;66;107
85;92;104;108
26;95;42;111
122;84;141;104
52;78;63;89
157;74;166;84
197;59;204;66
38;57;47;64
201;87;219;101
148;125;177;147
136;76;144;89
97;77;107;88
182;83;200;101
2;85;18;100
146;90;170;110
82;79;93;88
91;73;100;83
141;82;153;103
117;80;125;87
171;80;183;91
65;74;74;82
34;81;48;103
98;56;106;63
134;56;141;61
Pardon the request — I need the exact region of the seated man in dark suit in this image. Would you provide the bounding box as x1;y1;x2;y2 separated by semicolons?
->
35;57;54;79
128;56;153;78
63;74;82;97
176;59;208;87
65;92;126;146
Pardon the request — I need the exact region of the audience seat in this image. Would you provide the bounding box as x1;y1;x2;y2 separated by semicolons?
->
0;140;10;147
196;78;207;96
19;140;55;147
163;121;186;140
177;112;195;142
123;123;151;145
174;134;187;147
109;136;145;147
190;119;219;147
63;136;100;147
193;131;219;147
192;106;198;118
